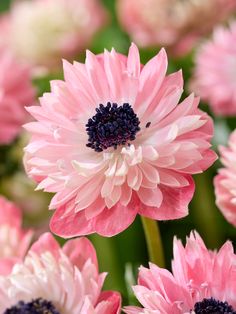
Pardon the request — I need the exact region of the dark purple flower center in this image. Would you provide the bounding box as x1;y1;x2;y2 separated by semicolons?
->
4;298;60;314
193;298;236;314
86;102;141;152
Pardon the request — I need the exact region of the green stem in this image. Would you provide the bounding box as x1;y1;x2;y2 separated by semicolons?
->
191;171;223;248
141;216;165;267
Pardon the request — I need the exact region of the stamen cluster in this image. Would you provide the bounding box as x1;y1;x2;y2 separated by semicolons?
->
86;102;140;152
193;298;236;314
4;298;60;314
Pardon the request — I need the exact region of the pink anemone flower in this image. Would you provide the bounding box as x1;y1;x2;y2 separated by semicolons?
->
214;130;236;226
24;43;217;237
191;22;236;116
0;196;33;275
124;231;236;314
0;233;121;314
0;50;35;145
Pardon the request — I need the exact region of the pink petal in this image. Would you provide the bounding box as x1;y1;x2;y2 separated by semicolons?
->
63;237;98;271
93;200;138;237
138;176;195;220
30;232;60;258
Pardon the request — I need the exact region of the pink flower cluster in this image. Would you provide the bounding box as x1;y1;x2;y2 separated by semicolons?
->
0;50;35;145
117;0;236;56
125;232;236;314
24;44;216;237
191;22;236;116
214;130;236;227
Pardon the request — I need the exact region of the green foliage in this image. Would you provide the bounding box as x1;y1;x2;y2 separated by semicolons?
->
0;0;10;12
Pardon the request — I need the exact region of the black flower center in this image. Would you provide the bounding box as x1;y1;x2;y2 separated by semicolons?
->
4;298;60;314
86;102;141;152
193;298;236;314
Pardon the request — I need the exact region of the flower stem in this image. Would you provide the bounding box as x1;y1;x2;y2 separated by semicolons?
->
141;216;165;267
191;171;223;248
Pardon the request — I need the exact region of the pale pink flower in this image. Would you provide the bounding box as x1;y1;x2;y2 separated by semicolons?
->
0;0;107;70
0;50;35;145
214;130;236;226
24;44;216;237
124;231;236;314
117;0;236;56
0;196;33;276
191;22;236;116
0;233;121;314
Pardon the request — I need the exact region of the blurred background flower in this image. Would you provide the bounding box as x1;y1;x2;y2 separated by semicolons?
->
214;130;236;227
191;22;236;116
0;49;35;145
0;196;33;275
0;0;108;71
117;0;236;56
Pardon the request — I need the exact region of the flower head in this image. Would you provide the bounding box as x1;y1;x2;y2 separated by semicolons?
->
0;50;35;145
191;22;236;116
124;231;236;314
214;130;236;226
24;43;216;237
117;0;236;56
0;233;121;314
0;0;107;69
0;196;33;275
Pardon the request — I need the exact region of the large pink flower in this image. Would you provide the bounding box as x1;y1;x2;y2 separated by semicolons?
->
0;196;33;275
214;130;236;226
0;50;35;145
191;22;236;116
0;0;107;69
124;231;236;314
0;233;121;314
117;0;236;56
24;44;216;237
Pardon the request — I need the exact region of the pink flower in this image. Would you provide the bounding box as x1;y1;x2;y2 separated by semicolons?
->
117;0;236;56
124;231;236;314
0;50;35;145
24;43;216;237
191;22;236;116
0;0;107;70
0;196;33;275
0;233;121;314
214;130;236;226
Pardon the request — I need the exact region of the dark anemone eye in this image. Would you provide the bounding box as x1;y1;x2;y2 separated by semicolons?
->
86;102;140;152
193;298;236;314
4;298;60;314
